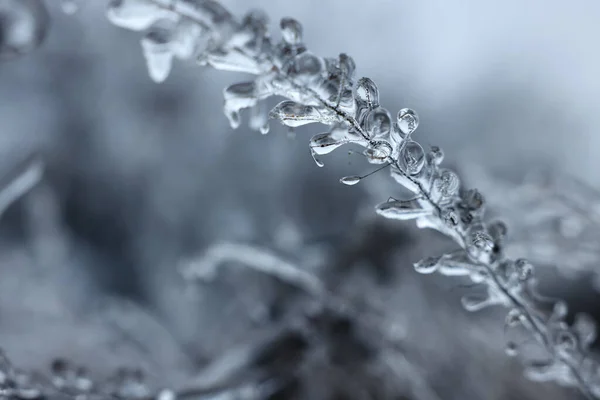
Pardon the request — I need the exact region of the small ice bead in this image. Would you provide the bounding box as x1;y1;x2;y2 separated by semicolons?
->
0;0;49;61
354;77;380;109
461;189;485;213
397;108;419;136
364;141;392;164
398;140;425;175
364;107;392;139
286;52;324;83
269;101;329;127
340;176;361;186
468;230;494;260
171;19;203;59
280;17;303;45
141;23;175;83
514;258;534;281
427;146;444;166
107;0;170;31
413;256;441;274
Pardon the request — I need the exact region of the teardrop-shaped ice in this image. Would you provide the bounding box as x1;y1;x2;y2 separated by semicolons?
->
354;77;380;110
309;132;346;155
364;107;392;139
505;342;519;357
375;199;431;220
340;176;361;186
280;17;303;45
107;0;171;31
223;82;258;129
397;108;419;136
310;148;324;167
0;0;49;61
270;101;331;127
141;21;176;83
398;141;425;175
514;258;534;281
249;100;269;134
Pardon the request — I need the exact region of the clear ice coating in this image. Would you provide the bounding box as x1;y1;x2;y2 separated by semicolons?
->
339;175;362;186
396;108;419;136
398;140;425;175
280;17;303;45
354;77;380;111
432;169;460;203
375;199;431;220
269;100;333;127
107;0;171;31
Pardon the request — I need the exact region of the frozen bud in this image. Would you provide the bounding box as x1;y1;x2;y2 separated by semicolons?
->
505;308;523;327
396;108;419;136
440;207;459;226
514;258;534;281
414;256;441;274
354;77;380;109
141;20;176;82
280;17;303;44
0;0;49;60
242;9;269;33
376;198;431;221
364;107;392;139
467;230;494;261
460;189;485;217
488;220;508;243
433;169;460;202
364;141;392;164
398;140;425;175
427;146;444;166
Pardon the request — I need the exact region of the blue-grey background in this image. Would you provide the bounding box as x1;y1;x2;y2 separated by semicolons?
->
0;1;599;399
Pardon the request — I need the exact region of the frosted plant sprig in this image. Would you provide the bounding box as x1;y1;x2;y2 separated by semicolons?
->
105;0;600;397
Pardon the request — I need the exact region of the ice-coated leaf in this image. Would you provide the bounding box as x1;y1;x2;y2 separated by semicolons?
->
461;294;494;312
107;0;172;31
432;169;460;203
375;199;431;221
413;256;441;274
309;132;347;155
364;107;392;139
285;51;324;84
426;145;444;166
269;101;333;127
573;313;597;350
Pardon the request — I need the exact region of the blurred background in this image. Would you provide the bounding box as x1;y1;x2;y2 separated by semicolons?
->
1;0;599;399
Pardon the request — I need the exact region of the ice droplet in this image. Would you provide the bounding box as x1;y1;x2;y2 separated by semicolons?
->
310;132;346;155
270;100;331;127
340;176;361;186
223;82;258;129
354;77;380;110
310;148;324;167
505;342;519;356
364;107;392;138
398;140;425;175
364;141;392;164
286;52;324;84
427;145;444;166
397;108;419;136
280;17;303;45
141;21;176;83
573;313;597;349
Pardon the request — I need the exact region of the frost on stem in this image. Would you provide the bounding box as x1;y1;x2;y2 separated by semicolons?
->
105;1;600;398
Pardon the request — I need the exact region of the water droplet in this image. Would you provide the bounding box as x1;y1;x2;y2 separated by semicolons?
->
0;0;50;60
310;132;346;155
427;145;444;166
364;107;392;138
488;220;507;243
397;108;419;136
414;256;441;274
141;21;176;83
249;100;269;134
354;77;380;110
223;81;259;129
398;140;425;175
340;176;361;186
280;17;303;44
270;100;332;127
514;258;534;281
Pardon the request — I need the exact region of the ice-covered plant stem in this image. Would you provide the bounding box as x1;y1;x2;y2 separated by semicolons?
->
106;0;600;397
